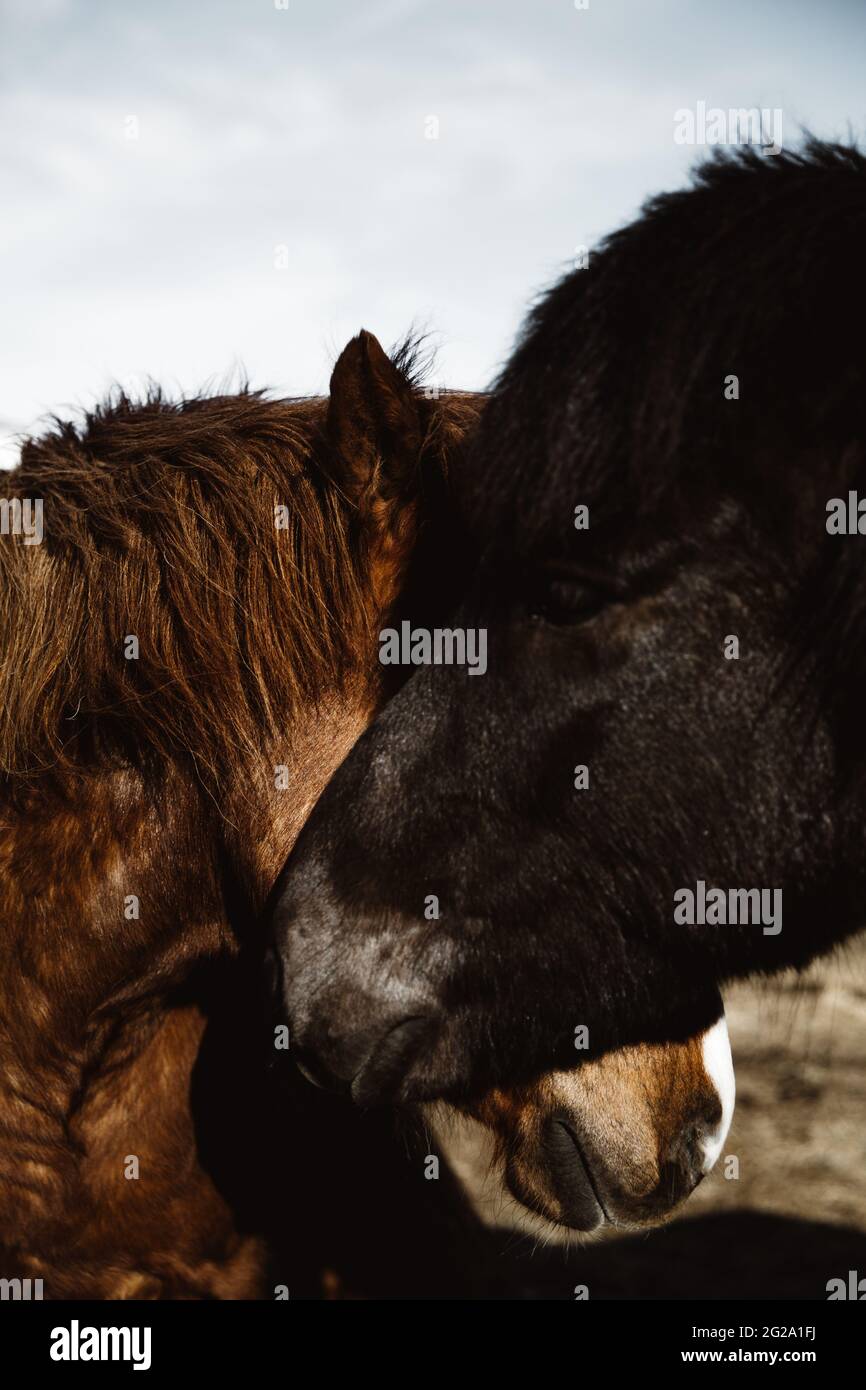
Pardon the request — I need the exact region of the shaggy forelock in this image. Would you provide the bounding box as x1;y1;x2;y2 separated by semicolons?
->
0;387;378;798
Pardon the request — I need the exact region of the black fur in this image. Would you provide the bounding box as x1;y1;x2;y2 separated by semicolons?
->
271;140;866;1102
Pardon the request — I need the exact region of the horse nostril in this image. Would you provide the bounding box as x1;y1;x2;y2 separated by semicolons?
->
665;1110;721;1194
350;1015;437;1108
540;1117;606;1231
674;1123;704;1188
291;1042;352;1096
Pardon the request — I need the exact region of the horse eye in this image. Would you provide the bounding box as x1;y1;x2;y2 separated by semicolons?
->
526;575;609;626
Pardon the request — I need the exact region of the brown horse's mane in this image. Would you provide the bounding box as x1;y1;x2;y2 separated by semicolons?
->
0;379;400;800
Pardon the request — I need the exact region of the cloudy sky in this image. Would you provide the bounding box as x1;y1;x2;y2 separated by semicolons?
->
1;0;864;466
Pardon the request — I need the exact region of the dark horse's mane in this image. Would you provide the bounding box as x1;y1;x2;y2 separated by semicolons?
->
471;138;866;543
0;339;433;799
467;136;866;750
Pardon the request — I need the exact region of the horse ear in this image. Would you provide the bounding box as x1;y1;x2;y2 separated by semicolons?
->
326;330;423;508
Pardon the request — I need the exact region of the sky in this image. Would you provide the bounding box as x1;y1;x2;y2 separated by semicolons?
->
1;0;864;467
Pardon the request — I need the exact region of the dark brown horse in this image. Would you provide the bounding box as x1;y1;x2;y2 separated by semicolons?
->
0;331;478;1297
0;331;731;1299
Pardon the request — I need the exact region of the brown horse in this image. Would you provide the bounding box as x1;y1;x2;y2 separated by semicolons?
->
0;331;732;1299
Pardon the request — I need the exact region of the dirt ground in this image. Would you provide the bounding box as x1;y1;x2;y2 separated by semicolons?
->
451;934;866;1299
682;934;866;1232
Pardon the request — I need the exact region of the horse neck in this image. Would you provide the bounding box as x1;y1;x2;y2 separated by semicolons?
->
217;683;380;916
0;680;379;1292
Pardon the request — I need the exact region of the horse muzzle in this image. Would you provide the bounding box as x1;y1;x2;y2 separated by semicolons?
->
435;1015;735;1232
266;900;446;1105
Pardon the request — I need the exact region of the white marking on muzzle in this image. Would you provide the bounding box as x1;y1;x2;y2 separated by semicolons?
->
699;1014;735;1172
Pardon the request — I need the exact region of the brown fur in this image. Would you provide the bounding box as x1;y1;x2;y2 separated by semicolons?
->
0;331;483;1298
466;1032;723;1230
